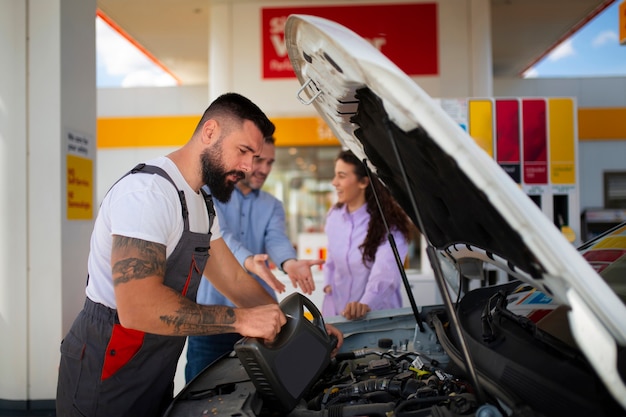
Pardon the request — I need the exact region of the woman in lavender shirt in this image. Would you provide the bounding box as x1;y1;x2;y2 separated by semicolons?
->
322;150;413;320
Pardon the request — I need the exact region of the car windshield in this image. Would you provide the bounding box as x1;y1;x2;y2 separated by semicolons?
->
579;223;626;305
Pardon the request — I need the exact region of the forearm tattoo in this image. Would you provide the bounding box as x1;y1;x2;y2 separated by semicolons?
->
112;235;236;335
112;236;166;286
160;301;237;335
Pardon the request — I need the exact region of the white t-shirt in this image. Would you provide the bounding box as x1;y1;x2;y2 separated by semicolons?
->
86;156;221;308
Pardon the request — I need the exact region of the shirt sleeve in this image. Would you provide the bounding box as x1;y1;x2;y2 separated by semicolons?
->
322;210;338;316
108;175;179;246
358;228;409;309
209;208;222;241
264;198;297;270
322;209;335;288
322;252;336;316
214;204;253;268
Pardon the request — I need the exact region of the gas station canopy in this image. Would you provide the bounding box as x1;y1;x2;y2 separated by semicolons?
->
96;0;614;85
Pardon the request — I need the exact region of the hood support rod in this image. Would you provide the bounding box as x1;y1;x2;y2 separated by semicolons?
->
363;159;425;333
379;114;487;404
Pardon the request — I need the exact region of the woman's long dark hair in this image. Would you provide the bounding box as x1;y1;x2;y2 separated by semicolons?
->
334;149;413;265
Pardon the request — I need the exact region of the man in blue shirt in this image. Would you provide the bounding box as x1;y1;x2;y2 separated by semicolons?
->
185;135;325;382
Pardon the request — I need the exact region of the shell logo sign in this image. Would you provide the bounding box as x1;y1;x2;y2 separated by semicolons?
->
262;3;439;79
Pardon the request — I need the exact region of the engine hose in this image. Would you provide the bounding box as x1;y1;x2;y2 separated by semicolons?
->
394;395;457;417
393;393;480;417
327;378;422;405
325;402;396;417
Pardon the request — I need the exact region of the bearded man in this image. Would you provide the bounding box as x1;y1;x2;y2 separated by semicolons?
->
55;92;342;417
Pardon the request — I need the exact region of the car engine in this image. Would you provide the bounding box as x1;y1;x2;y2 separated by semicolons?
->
163;298;496;417
293;334;480;417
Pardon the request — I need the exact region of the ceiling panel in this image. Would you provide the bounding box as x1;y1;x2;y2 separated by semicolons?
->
96;0;614;85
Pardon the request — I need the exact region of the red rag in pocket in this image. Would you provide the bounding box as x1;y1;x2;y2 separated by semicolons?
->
101;324;145;380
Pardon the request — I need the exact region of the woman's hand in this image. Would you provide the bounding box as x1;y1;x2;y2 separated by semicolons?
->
342;301;371;320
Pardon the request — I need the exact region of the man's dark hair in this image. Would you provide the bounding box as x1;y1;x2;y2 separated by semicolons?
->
195;92;275;138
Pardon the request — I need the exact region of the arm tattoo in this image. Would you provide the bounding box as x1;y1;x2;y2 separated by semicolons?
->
112;236;235;336
112;236;166;286
160;301;237;335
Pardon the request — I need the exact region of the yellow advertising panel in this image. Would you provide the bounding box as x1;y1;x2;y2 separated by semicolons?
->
271;117;340;146
97;116;340;148
578;108;626;140
548;98;576;184
468;99;494;157
95;108;626;149
67;154;94;220
97;116;198;148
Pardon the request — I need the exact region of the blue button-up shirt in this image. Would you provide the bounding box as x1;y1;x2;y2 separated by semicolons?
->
196;185;297;306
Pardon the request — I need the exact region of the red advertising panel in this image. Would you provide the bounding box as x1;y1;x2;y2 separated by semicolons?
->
262;3;438;79
522;99;548;184
495;99;521;183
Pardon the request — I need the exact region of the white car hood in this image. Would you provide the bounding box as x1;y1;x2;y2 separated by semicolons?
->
284;14;626;408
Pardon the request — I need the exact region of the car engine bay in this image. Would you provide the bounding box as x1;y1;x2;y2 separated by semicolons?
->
164;299;486;417
165;281;624;417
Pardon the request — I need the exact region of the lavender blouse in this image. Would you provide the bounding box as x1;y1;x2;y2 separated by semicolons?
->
322;203;408;317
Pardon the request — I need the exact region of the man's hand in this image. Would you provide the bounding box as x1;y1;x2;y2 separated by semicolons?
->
342;301;371;320
325;324;344;357
234;304;287;341
282;259;324;295
244;254;286;294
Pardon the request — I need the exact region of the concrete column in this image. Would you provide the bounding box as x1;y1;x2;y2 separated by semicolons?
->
0;0;96;409
469;0;493;97
0;0;29;407
437;0;493;98
208;0;234;101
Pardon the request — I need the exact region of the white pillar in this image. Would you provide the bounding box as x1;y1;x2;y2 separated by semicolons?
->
0;0;29;405
0;0;96;408
468;0;493;97
437;0;493;98
208;0;234;101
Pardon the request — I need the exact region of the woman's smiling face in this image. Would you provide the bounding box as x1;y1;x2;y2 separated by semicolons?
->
332;158;368;211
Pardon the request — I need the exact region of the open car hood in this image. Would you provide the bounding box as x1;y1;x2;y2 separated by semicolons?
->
284;14;626;407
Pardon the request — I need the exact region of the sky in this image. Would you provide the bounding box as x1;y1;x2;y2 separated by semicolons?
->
96;18;177;88
96;2;626;88
523;1;626;78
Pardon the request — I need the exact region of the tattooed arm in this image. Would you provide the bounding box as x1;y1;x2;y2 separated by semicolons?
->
203;237;279;308
111;235;285;338
206;238;344;352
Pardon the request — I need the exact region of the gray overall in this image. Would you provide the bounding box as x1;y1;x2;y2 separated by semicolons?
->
56;164;215;417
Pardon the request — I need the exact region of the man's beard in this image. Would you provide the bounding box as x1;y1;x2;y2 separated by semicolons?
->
201;144;245;203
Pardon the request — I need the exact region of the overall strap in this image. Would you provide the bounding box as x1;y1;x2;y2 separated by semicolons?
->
199;187;216;232
127;163;190;229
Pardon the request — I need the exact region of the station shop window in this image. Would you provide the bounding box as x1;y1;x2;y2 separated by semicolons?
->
580;171;626;241
263;146;339;242
264;145;422;269
604;171;626;209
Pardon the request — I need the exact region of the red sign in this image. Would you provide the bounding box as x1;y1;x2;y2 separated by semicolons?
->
496;99;521;183
522;99;548;185
262;3;438;79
